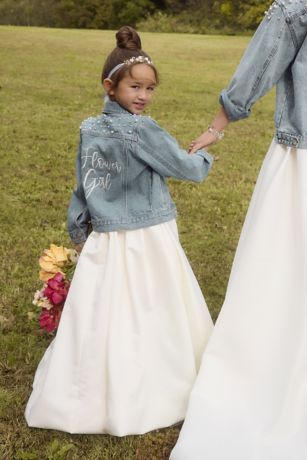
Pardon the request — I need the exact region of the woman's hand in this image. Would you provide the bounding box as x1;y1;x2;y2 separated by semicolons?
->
189;131;218;154
189;107;230;154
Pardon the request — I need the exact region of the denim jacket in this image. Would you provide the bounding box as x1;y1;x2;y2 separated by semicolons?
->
220;0;307;148
67;101;213;243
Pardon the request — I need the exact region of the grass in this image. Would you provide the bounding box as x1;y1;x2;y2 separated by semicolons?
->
0;26;275;459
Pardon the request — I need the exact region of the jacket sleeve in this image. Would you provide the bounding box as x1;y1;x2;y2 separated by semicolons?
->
220;2;300;121
135;117;213;182
67;134;90;243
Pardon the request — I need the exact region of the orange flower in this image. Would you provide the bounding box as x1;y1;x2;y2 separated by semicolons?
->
39;244;70;281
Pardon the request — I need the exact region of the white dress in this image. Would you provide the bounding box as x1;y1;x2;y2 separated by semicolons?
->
171;141;307;460
25;219;213;436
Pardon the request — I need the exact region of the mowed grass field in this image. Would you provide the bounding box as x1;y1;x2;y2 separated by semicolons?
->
0;26;275;459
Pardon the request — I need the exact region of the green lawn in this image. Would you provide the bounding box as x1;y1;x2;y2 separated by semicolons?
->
0;26;275;459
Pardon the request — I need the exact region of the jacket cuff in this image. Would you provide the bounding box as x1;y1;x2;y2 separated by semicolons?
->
203;150;214;167
219;90;250;121
196;150;214;167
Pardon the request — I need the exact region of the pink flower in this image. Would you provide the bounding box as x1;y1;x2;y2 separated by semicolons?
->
43;272;69;306
33;244;77;334
38;306;62;334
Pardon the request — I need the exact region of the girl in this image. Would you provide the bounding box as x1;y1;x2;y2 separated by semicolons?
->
171;1;307;458
25;26;214;436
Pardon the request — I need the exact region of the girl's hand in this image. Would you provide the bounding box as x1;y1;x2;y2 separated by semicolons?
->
74;242;85;254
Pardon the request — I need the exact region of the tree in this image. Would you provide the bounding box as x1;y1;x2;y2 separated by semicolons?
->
0;0;273;31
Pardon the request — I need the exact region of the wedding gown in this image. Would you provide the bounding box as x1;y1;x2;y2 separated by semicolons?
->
25;220;213;436
171;140;307;459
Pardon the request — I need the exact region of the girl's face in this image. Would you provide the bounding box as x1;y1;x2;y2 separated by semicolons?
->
105;64;156;115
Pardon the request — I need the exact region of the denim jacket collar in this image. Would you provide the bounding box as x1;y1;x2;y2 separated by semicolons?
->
103;100;133;116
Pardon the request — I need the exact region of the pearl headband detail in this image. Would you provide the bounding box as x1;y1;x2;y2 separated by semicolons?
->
107;56;153;79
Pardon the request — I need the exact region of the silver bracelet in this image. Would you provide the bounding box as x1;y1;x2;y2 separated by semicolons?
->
208;125;224;141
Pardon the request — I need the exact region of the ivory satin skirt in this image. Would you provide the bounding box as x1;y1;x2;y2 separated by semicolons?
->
25;219;213;436
171;141;307;459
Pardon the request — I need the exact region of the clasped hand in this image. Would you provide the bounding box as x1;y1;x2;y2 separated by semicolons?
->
188;107;230;154
188;130;219;154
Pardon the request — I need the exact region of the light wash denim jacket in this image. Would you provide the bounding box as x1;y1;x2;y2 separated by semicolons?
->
67;100;213;243
220;0;307;148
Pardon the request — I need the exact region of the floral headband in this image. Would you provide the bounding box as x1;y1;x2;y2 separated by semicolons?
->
107;56;153;79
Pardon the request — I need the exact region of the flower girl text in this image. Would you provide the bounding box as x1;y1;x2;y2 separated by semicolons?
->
81;148;122;199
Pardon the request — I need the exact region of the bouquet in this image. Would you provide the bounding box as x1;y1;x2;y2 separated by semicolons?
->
32;244;78;333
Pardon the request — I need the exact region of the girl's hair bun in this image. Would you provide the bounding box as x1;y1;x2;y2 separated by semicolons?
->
116;26;142;51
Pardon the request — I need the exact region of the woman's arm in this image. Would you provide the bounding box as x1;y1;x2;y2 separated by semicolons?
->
190;1;303;154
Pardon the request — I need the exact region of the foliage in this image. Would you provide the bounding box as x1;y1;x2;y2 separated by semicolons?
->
212;0;272;30
0;26;275;459
140;0;273;34
0;0;156;29
0;0;273;33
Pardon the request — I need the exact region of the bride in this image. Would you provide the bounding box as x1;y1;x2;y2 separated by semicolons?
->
171;1;307;459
